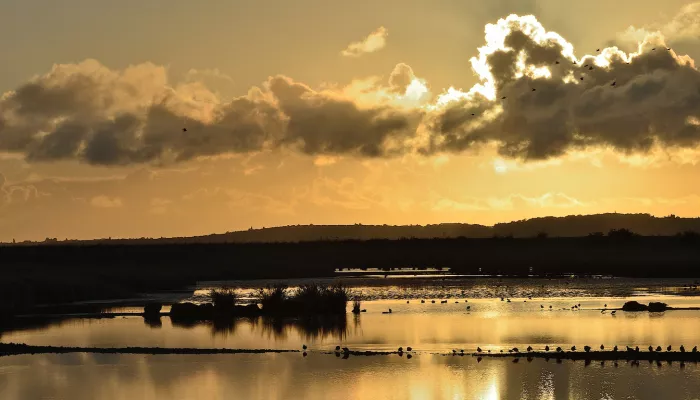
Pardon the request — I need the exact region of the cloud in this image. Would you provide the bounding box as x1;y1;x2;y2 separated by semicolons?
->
4;8;700;167
662;2;700;42
424;14;700;161
90;195;123;208
341;27;388;57
0;60;420;165
0;173;47;206
149;197;172;214
429;192;588;212
618;3;700;47
313;155;340;166
184;68;235;84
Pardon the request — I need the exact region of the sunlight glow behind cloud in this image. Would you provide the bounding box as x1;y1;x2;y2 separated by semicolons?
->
3;12;700;167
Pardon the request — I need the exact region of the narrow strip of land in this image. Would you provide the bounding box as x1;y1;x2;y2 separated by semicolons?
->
0;343;298;357
5;342;700;362
472;351;700;362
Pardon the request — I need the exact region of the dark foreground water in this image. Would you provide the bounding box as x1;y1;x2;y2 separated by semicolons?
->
1;353;699;400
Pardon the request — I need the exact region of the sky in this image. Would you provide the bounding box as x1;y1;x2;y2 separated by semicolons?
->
3;0;700;241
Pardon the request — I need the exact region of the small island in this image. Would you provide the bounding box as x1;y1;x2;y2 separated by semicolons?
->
163;284;353;324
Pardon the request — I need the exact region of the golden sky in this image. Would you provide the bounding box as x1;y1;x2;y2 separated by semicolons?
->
3;0;700;241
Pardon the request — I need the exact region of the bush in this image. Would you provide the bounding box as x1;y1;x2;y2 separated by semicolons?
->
648;302;668;312
143;303;162;317
622;301;648;311
258;285;288;310
210;288;237;311
608;228;637;238
258;283;349;315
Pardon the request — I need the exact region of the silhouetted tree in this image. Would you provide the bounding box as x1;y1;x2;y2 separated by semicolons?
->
608;228;637;238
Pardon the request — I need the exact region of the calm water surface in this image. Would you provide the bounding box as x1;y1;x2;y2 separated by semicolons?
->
1;353;699;400
3;278;700;399
6;297;700;353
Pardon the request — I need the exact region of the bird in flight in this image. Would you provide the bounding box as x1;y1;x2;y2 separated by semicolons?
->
182;128;187;132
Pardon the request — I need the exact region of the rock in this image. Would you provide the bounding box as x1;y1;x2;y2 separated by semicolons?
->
648;302;668;312
622;301;648;312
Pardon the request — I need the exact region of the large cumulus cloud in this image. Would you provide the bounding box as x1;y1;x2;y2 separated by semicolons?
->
3;12;700;166
0;60;420;165
425;14;700;160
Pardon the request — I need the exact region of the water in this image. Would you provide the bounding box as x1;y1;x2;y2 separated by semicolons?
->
190;276;700;303
6;297;700;352
3;278;700;399
1;353;699;400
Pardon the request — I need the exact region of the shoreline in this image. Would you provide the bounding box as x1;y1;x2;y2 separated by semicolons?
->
0;343;300;357
471;350;700;362
4;342;700;362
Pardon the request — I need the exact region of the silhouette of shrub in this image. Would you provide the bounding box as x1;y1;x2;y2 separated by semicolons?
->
648;302;668;312
143;303;162;317
257;284;349;315
622;301;648;311
210;288;237;311
258;285;288;311
608;228;637;238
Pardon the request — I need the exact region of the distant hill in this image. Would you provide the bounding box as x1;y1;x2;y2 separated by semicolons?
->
14;213;700;245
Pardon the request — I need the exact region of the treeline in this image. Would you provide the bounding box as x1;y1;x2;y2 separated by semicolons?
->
2;234;700;317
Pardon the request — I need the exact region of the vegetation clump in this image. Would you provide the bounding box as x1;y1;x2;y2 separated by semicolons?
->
648;302;668;312
621;301;669;312
169;288;260;322
257;283;349;316
143;303;162;317
210;288;237;312
169;284;348;323
622;301;648;311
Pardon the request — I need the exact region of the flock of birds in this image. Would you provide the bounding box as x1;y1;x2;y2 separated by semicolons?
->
378;297;619;315
178;46;674;133
300;344;416;359
484;46;674;106
298;343;698;366
472;344;698;354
